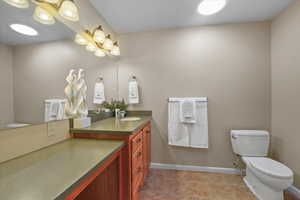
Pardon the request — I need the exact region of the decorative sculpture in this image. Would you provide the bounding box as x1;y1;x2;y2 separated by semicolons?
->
64;69;77;118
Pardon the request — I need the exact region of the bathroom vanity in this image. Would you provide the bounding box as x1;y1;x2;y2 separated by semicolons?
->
71;116;152;200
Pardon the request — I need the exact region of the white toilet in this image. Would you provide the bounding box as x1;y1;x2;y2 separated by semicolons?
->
231;130;293;200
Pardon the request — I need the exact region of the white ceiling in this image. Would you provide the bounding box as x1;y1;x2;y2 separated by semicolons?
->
90;0;296;34
0;1;74;45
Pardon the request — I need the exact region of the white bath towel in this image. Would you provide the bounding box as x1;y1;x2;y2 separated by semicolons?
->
93;82;105;104
128;80;139;104
168;97;208;148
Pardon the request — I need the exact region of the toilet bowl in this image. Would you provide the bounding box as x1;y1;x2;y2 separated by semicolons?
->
242;157;293;200
230;130;294;200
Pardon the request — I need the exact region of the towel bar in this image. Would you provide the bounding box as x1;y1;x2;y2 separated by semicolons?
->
168;97;208;102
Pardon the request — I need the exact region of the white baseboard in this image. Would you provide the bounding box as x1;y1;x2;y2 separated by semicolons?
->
151;162;300;199
150;162;244;174
287;185;300;199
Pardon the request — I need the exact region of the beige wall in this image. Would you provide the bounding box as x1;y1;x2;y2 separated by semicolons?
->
271;1;300;188
13;40;118;124
0;43;14;128
118;22;271;168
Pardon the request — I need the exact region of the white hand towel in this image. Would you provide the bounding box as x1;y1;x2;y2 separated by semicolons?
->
180;100;196;123
93;82;105;104
128;80;139;104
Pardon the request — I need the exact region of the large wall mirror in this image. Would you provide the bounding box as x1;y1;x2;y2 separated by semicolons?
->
0;1;118;130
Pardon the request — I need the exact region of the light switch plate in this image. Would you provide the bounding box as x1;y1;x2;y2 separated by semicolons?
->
47;122;56;137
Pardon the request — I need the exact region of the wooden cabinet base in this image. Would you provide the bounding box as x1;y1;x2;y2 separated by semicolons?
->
65;150;124;200
73;122;151;200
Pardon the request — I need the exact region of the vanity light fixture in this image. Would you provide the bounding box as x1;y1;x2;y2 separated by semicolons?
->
94;48;106;57
3;0;29;8
33;6;56;25
93;26;105;44
103;34;114;51
58;0;79;22
197;0;227;16
74;33;88;45
111;42;120;56
10;24;38;36
86;42;97;52
43;0;61;3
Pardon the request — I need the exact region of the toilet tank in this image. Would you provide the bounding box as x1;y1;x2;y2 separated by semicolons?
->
231;130;270;157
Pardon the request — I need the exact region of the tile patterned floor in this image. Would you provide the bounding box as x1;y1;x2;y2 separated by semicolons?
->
140;169;297;200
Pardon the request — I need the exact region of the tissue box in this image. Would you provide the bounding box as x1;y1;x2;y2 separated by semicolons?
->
73;117;91;128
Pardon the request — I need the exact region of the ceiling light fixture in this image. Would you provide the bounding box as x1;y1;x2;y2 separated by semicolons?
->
58;0;79;22
74;33;88;45
94;48;106;57
93;26;105;44
103;34;114;51
197;0;226;16
3;0;29;8
10;24;38;36
33;6;56;25
111;42;120;56
86;42;97;52
43;0;61;3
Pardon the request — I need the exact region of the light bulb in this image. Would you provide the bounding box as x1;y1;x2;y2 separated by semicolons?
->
93;27;105;44
3;0;29;8
103;35;113;50
58;0;79;22
44;0;61;3
94;48;106;57
86;42;97;52
74;34;88;45
111;43;120;56
33;6;55;25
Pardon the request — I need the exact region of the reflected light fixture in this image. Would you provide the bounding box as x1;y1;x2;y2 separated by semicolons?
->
197;0;226;16
86;42;97;52
58;0;79;22
3;0;29;8
44;0;61;3
74;33;88;45
33;6;55;25
94;48;106;57
93;26;105;44
103;35;113;50
111;42;120;56
10;24;38;36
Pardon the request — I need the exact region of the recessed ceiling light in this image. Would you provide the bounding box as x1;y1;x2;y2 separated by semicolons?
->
197;0;227;16
10;24;38;36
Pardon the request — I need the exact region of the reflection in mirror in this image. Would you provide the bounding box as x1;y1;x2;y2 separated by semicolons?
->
0;1;74;129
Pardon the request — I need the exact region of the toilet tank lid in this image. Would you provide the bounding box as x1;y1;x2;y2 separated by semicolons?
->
231;130;269;137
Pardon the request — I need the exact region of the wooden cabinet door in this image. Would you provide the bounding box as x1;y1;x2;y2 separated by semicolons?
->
142;124;151;179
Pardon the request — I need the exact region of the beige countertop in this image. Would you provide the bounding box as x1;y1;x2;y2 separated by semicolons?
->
70;116;152;135
0;139;124;200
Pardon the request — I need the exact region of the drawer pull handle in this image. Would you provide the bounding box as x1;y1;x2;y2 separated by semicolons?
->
136;152;142;158
136;138;142;143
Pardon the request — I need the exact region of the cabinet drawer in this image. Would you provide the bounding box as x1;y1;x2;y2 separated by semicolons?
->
132;131;143;153
132;146;143;170
132;190;140;200
132;160;143;190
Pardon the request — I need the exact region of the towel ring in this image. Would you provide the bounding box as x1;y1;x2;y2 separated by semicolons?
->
96;77;103;82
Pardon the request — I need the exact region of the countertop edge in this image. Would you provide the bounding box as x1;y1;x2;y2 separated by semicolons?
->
55;140;125;200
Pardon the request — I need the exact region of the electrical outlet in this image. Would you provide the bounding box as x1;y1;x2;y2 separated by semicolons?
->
47;122;56;137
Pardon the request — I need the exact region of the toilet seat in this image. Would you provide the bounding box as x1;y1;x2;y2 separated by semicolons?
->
246;157;293;179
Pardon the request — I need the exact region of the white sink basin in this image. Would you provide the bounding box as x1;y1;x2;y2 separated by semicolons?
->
120;117;141;122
